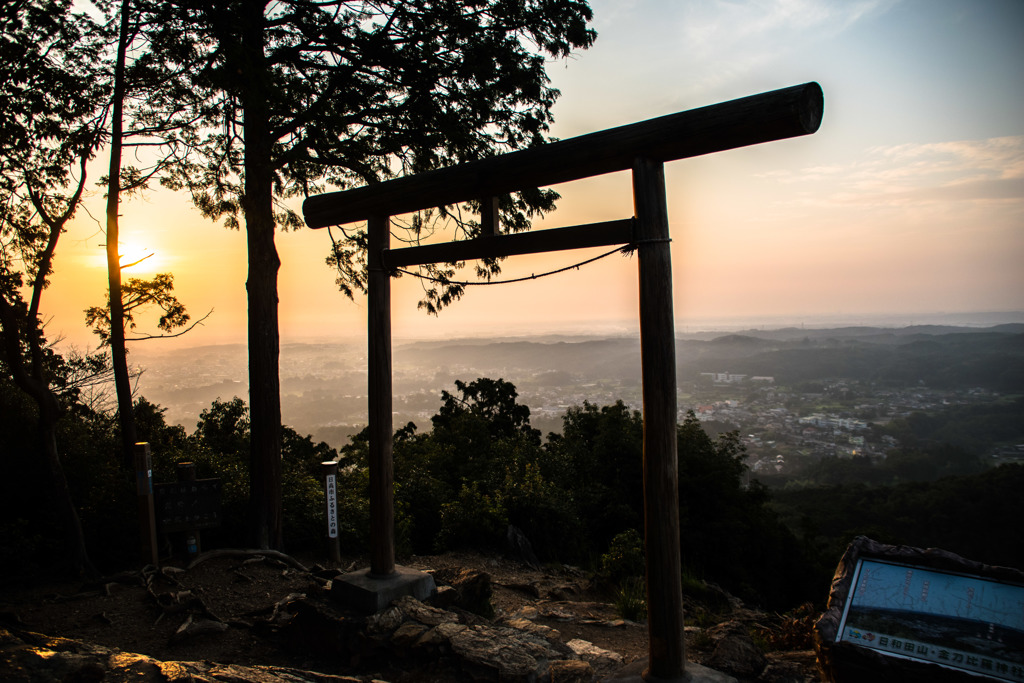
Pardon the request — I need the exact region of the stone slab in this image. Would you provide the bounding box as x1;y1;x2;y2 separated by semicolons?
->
331;565;437;614
604;657;738;683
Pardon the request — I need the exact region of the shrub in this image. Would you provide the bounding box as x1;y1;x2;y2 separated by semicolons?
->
600;528;645;584
436;481;508;551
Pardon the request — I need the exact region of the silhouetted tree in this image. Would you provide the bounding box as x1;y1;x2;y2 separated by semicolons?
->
98;0;212;472
151;0;596;549
102;0;137;471
0;0;110;575
545;400;644;551
676;412;811;607
85;273;194;345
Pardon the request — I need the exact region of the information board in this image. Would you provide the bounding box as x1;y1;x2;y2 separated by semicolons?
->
154;478;222;532
837;558;1024;681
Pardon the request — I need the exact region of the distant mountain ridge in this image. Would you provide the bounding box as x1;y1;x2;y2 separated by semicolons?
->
129;323;1024;443
674;322;1024;342
397;324;1024;391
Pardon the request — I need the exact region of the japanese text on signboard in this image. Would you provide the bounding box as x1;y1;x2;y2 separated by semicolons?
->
838;559;1024;681
326;473;338;539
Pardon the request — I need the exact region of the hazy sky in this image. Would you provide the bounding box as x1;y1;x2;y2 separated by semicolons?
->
47;0;1024;350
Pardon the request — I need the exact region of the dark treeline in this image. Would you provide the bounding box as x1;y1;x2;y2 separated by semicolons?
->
770;464;1024;583
3;355;1021;610
879;397;1024;455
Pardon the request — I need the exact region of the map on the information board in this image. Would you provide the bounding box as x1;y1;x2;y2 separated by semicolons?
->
837;558;1024;681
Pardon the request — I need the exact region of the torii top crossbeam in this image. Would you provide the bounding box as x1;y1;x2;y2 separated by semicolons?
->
303;82;823;683
303;82;822;227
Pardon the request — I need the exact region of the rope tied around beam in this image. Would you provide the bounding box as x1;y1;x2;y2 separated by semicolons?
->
392;237;671;287
325;220;671;284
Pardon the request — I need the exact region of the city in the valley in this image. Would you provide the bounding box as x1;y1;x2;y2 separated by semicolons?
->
129;322;1024;482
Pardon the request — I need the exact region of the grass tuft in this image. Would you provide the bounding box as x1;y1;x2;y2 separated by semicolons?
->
614;576;647;622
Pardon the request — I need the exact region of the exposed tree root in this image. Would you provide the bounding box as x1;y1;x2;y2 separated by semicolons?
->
186;548;310;573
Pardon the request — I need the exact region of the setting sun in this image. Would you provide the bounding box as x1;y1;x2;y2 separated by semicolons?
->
93;241;164;273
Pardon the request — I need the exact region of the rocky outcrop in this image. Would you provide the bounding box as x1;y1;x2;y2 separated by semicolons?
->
0;627;365;683
2;597;613;683
364;595;590;681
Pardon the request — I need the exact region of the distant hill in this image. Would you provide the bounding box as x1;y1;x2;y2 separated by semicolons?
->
681;330;1024;390
397;337;643;381
129;323;1024;445
398;325;1024;391
677;323;1024;343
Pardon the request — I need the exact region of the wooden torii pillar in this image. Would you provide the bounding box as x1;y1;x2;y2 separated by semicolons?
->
304;82;823;681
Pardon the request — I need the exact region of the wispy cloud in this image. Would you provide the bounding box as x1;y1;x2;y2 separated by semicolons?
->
871;138;1024;180
763;135;1024;207
676;0;898;90
685;0;894;44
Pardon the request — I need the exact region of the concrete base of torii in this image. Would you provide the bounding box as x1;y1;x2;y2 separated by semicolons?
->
606;658;738;683
330;565;437;614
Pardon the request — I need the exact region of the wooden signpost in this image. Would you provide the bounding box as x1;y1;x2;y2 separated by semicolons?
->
303;82;824;681
321;460;342;564
134;442;159;566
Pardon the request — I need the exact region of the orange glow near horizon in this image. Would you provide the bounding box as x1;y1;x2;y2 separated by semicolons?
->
34;0;1024;353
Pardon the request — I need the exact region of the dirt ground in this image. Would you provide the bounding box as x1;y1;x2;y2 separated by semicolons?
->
0;550;651;678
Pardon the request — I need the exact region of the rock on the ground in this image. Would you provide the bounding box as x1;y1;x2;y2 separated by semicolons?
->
369;595;459;634
566;637;624;674
0;627;364;683
503;616;561;640
365;595;585;682
431;568;495;619
449;624;561;680
705;621;768;679
548;658;594;682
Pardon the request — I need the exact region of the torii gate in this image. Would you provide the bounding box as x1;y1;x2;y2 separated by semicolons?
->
303;82;823;682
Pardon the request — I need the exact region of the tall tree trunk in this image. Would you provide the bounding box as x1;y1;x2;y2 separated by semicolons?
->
240;4;282;550
105;0;137;471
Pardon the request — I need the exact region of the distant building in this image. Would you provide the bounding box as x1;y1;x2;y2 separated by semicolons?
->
799;414;867;431
700;371;747;384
